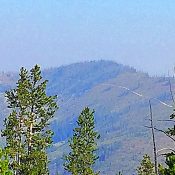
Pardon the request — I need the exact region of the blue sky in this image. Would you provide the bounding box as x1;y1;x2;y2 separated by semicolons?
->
0;0;175;75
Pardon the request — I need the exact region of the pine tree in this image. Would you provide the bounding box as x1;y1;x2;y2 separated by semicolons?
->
159;153;175;175
158;107;175;174
64;107;100;175
137;154;156;175
0;148;13;175
1;65;58;175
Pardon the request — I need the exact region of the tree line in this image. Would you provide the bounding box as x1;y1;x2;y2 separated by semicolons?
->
0;65;175;175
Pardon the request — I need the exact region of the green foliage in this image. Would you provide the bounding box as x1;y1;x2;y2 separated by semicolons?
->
137;154;155;175
158;164;165;175
159;108;175;175
0;148;13;175
1;65;58;175
64;107;100;175
166;109;175;136
158;153;175;175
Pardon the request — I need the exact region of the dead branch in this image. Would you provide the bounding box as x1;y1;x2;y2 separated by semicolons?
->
144;125;175;142
157;119;175;123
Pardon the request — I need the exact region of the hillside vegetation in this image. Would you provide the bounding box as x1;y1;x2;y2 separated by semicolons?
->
0;60;174;174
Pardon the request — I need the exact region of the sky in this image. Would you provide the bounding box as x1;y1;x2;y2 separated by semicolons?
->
0;0;175;75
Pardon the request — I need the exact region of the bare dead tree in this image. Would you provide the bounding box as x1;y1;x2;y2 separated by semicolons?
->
101;82;174;174
168;79;175;104
148;100;158;175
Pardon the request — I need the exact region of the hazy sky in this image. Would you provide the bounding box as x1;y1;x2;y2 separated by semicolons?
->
0;0;175;75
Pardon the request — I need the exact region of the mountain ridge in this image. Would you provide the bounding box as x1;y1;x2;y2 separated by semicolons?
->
0;60;174;175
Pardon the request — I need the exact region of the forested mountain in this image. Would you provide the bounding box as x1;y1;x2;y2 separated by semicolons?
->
0;60;174;174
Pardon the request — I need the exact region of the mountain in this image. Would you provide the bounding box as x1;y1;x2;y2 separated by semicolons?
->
0;60;174;175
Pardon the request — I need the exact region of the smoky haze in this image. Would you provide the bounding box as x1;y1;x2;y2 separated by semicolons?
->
0;0;175;75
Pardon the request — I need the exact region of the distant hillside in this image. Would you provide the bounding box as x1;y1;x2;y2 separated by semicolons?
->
0;72;17;92
0;60;174;175
43;60;136;97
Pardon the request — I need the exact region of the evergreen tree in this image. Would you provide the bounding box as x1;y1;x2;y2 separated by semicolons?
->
159;107;175;174
158;153;175;175
0;148;13;175
137;154;156;175
167;108;175;136
1;65;58;175
64;107;100;175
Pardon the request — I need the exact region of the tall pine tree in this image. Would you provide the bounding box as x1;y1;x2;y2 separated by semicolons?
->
1;65;58;175
64;107;100;175
137;154;156;175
